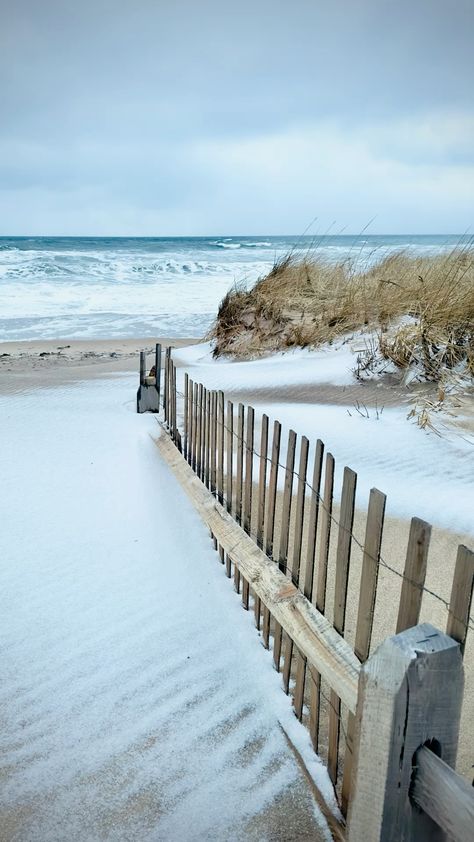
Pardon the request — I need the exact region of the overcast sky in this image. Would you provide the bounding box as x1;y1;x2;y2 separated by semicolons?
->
1;0;473;235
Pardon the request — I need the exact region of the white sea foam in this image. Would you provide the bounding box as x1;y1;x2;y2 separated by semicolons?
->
0;236;462;340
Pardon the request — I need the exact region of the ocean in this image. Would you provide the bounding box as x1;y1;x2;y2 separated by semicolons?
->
0;234;466;341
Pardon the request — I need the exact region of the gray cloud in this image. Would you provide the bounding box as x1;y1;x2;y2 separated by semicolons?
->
0;0;473;232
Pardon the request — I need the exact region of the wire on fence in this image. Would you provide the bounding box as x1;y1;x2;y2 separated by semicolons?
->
163;377;474;636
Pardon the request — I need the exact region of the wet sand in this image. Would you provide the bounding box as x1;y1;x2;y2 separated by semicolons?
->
0;338;199;393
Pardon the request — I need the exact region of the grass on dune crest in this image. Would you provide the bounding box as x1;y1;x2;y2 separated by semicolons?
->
211;247;474;382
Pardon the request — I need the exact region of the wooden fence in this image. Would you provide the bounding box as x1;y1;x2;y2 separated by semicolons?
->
139;344;474;841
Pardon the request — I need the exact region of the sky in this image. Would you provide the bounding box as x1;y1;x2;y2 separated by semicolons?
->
1;0;473;235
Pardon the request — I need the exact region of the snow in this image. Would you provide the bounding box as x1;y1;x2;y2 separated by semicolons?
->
0;376;333;841
173;340;358;388
172;343;474;538
248;402;474;537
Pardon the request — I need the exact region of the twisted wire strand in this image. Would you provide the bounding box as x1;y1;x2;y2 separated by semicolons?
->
162;377;474;635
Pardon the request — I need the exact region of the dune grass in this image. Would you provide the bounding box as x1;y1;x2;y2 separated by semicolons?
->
211;247;474;382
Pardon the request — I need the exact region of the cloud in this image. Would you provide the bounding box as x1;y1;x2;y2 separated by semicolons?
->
0;0;473;232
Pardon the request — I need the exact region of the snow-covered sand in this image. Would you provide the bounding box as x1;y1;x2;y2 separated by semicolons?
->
173;342;474;537
169;343;474;780
0;374;333;841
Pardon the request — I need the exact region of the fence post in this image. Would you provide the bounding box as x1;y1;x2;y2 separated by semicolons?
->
155;343;162;406
347;622;464;842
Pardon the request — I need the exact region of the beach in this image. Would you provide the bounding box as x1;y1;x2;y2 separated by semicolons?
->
1;338;472;790
0;358;336;842
1;235;473;840
0;338;198;393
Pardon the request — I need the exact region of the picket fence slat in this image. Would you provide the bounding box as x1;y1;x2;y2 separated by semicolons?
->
274;429;297;672
310;451;334;753
303;439;324;601
341;486;386;815
446;544;474;655
263;420;281;648
396;516;432;633
254;414;269;629
328;466;357;786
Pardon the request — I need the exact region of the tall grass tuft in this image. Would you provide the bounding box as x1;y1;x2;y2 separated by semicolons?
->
210;246;474;382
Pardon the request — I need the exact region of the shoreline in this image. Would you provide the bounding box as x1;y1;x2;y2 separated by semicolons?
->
0;337;200;393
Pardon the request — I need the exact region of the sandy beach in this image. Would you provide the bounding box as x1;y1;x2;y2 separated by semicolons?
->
0;338;200;393
1;338;472;788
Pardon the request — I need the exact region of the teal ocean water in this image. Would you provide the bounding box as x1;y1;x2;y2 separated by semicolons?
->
0;235;467;340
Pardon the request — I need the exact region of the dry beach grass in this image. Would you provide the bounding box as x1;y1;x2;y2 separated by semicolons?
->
212;248;474;384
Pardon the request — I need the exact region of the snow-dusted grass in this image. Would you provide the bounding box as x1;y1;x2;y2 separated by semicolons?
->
0;376;333;841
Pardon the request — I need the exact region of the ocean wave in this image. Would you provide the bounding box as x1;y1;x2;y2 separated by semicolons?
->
213;241;241;249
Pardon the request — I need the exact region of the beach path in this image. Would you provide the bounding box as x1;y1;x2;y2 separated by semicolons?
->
0;374;332;842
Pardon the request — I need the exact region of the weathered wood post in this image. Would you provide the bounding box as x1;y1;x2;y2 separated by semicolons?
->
137;349;160;413
155;343;162;406
347;622;464;842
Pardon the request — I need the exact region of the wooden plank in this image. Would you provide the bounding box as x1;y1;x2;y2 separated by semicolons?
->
164;347;171;422
234;403;245;593
291;435;309;586
274;429;297;672
328;466;357;787
242;405;255;610
196;383;203;475
217;391;225;504
243;406;255;535
278;429;297;575
309;452;335;751
235;403;245;525
446;544;474;656
210;391;217;495
265;420;282;559
201;387;207;483
225;399;233;578
256;414;269;548
192;382;198;472
341;487;387;816
187;378;194;466
233;559;240;594
140;350;146;386
283;435;307;692
396;517;432;633
303;440;324;601
163;354;168;423
174;364;177;441
254;414;269;629
282;632;293;694
314;452;335;610
347;625;463;842
263;420;281;652
353;487;387;662
226;400;233;514
411;746;474;842
183;372;189;460
168;359;173;433
205;390;211;488
170;362;175;440
262;606;271;650
155;343;162;407
157;431;361;713
294;439;323;722
292;647;307;720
